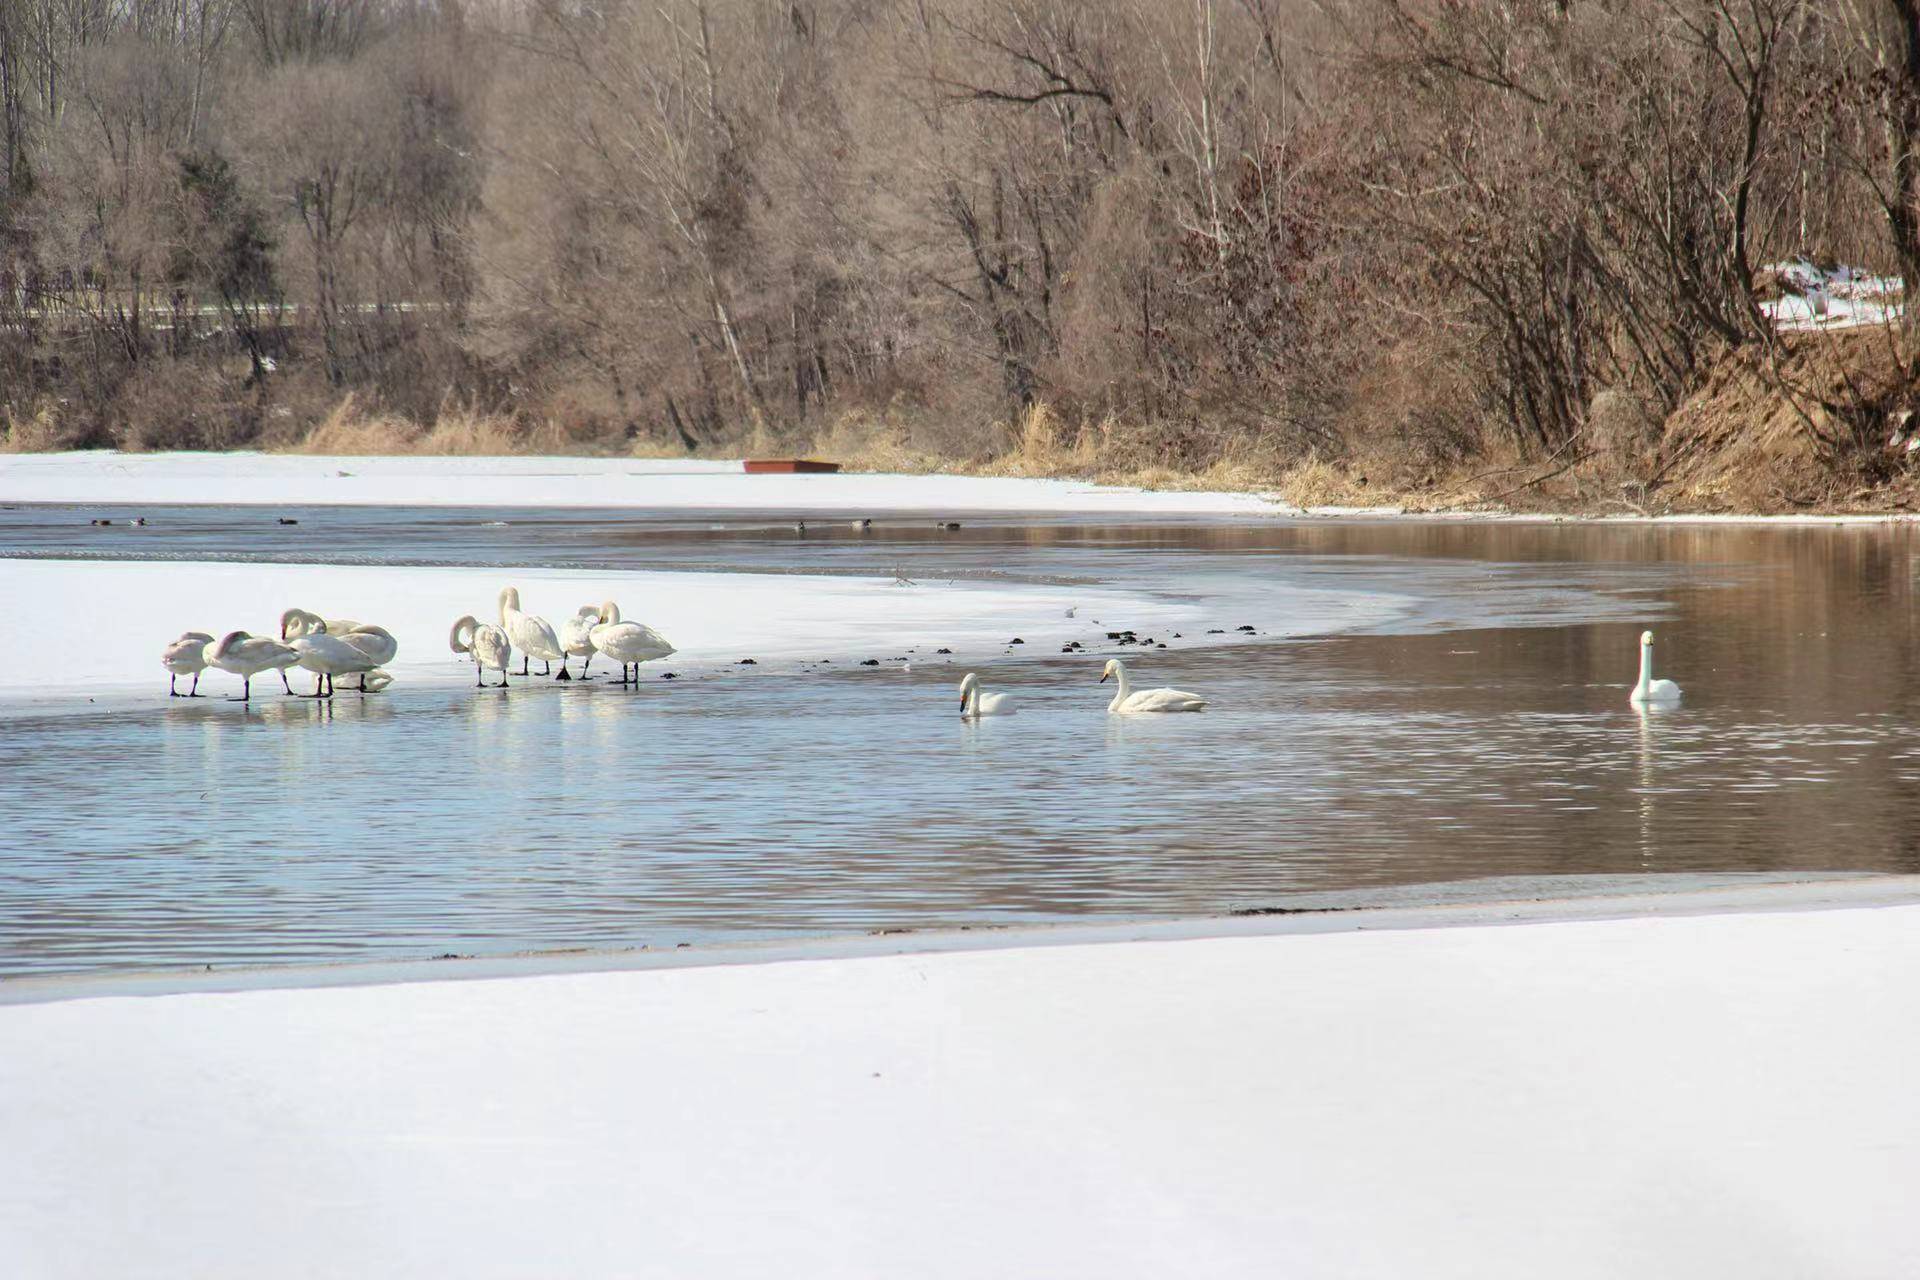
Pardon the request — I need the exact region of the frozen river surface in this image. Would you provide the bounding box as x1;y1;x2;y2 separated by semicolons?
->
6;508;1920;976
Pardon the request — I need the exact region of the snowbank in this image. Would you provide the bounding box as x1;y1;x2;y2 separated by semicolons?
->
2;893;1915;1278
1759;259;1903;332
0;451;1279;514
0;556;1371;699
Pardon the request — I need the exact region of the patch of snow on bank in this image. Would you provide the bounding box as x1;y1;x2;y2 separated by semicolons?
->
0;452;1281;514
1760;258;1903;332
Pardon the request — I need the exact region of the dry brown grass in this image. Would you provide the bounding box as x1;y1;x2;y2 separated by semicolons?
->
0;400;84;452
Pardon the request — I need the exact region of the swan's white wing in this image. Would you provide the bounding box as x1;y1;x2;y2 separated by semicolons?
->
593;621;676;662
1120;687;1207;713
559;613;597;655
975;690;1016;715
507;613;565;660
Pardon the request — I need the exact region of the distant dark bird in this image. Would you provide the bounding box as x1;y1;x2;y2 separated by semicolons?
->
939;521;961;531
278;517;299;526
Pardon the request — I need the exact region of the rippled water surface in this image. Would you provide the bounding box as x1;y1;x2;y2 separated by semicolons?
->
6;510;1920;976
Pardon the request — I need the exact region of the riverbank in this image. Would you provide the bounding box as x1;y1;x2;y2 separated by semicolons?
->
6;450;1920;521
3;877;1915;1278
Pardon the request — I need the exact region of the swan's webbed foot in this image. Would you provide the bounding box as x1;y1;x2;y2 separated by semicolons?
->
555;665;572;681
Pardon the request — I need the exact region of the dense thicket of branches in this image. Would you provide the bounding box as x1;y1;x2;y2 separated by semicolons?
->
4;0;1920;468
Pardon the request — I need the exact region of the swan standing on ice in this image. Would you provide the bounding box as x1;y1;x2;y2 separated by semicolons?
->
450;615;513;687
289;631;376;698
162;631;216;697
557;605;601;680
1629;630;1682;707
1099;659;1207;714
338;625;398;692
958;672;1015;717
589;601;676;685
499;587;565;677
206;631;299;701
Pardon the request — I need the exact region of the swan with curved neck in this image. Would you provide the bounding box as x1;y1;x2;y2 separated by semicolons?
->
589;600;675;685
1630;630;1682;707
498;587;564;677
958;672;1014;717
279;608;363;640
207;630;299;702
450;615;513;687
1099;659;1206;714
162;631;215;697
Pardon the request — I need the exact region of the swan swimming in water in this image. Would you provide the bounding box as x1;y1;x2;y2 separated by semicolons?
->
1629;629;1682;707
161;631;215;697
557;605;601;680
206;631;299;701
958;672;1015;717
498;587;565;676
589;601;676;685
450;615;513;687
1099;659;1207;714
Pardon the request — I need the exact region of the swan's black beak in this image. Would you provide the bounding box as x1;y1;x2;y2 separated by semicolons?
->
1098;671;1110;683
959;697;968;709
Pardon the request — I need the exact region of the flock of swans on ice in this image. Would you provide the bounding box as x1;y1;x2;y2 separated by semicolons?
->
157;581;1688;714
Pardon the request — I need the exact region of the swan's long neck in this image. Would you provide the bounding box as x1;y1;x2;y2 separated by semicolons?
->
499;588;517;626
964;681;978;715
601;601;621;625
1634;644;1653;699
1108;665;1131;712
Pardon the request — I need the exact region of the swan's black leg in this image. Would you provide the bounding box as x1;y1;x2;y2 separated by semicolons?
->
169;674;178;697
359;672;368;693
242;675;251;702
542;659;552;676
557;657;572;681
279;669;293;694
580;653;593;681
189;672;201;697
520;656;529;676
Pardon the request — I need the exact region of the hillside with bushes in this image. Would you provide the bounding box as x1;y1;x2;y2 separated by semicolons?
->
6;0;1920;511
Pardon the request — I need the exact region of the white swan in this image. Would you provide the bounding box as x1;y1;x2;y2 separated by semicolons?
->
288;631;377;698
206;631;300;701
589;601;676;685
161;631;215;697
1100;659;1207;714
1629;629;1682;707
499;587;565;677
337;625;398;692
557;604;602;681
958;672;1015;717
279;608;364;640
450;615;513;687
